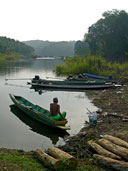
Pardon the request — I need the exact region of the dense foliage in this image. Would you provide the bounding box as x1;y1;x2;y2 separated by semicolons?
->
75;10;128;62
0;37;34;58
74;41;89;56
24;40;75;57
55;55;128;81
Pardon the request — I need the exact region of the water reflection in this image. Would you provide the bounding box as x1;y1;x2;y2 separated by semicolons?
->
30;86;86;95
10;104;70;145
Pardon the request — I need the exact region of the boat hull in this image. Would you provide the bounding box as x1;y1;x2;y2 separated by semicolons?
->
29;82;117;90
9;94;69;130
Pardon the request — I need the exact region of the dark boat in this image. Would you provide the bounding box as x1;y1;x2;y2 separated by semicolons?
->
10;104;70;144
27;75;120;90
9;94;70;130
28;81;120;90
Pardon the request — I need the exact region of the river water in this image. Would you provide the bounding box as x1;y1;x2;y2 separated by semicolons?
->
0;58;98;151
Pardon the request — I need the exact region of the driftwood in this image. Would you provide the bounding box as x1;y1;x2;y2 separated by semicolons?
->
103;134;128;149
35;149;61;170
47;146;77;169
97;139;128;160
107;113;128;119
94;154;128;171
88;140;121;160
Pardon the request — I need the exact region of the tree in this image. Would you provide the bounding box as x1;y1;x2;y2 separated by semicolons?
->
74;41;89;56
85;9;128;62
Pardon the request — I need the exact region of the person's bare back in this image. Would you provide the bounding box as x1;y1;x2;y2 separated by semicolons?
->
50;97;65;120
50;103;60;116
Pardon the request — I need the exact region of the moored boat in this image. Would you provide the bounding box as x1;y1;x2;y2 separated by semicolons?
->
9;94;70;130
31;75;112;85
28;81;120;90
83;73;114;81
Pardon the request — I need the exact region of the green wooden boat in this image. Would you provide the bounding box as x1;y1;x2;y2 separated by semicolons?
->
9;94;70;130
31;75;111;85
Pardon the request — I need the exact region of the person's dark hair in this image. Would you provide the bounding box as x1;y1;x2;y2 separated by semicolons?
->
53;97;58;103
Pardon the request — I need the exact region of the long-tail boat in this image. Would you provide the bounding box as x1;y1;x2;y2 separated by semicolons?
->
9;94;70;130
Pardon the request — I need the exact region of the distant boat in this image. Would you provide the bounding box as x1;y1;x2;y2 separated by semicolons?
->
27;75;120;90
83;73;113;80
9;94;70;130
29;82;119;89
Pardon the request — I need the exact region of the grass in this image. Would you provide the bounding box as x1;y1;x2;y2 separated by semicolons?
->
0;149;106;171
0;53;19;61
0;151;48;171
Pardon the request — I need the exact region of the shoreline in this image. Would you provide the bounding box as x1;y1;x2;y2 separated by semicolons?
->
0;85;128;170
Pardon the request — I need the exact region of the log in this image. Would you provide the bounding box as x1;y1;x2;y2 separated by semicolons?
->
107;113;128;119
88;140;121;160
103;134;128;149
97;139;128;160
47;146;77;169
94;154;128;171
35;149;61;170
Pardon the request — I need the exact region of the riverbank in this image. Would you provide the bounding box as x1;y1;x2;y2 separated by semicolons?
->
59;84;128;170
0;84;128;170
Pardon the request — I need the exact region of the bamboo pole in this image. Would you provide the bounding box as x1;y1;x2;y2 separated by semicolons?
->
5;78;32;81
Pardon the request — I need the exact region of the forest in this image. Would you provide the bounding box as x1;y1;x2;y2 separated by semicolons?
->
0;37;34;60
24;40;75;57
74;9;128;63
55;10;128;81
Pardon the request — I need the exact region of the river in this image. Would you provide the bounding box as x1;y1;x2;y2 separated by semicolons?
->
0;57;98;151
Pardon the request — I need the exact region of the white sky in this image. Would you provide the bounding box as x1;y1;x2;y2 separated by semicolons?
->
0;0;128;42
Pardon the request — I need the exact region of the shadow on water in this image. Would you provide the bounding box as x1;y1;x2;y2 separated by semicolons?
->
10;104;70;145
30;86;86;95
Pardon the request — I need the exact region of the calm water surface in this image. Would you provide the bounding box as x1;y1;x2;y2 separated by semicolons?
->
0;58;98;151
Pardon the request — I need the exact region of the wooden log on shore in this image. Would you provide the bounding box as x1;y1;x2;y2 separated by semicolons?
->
88;140;121;160
35;149;61;170
103;134;128;149
97;139;128;160
94;154;128;171
47;146;77;169
107;113;128;119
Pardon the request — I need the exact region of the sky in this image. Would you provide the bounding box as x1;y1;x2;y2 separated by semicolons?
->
0;0;128;42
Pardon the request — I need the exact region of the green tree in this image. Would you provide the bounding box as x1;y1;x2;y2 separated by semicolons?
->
74;40;89;56
85;9;128;62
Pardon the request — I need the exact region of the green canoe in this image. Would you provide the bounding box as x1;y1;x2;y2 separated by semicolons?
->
9;94;70;130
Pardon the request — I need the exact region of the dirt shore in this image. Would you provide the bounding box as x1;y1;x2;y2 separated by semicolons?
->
59;84;128;170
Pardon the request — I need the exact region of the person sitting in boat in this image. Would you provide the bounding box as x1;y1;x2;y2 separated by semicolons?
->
50;97;65;119
50;97;61;116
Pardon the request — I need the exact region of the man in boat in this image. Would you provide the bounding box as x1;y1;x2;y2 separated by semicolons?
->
50;97;65;119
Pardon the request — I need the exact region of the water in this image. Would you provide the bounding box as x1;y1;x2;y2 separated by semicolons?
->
0;58;98;151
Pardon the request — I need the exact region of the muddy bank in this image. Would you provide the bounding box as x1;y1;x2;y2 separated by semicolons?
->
59;85;128;169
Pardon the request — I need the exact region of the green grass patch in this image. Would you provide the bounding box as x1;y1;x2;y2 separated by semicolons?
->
0;151;48;171
0;53;19;61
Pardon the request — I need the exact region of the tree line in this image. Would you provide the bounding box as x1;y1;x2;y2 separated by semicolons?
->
24;40;76;57
75;9;128;63
0;36;34;58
